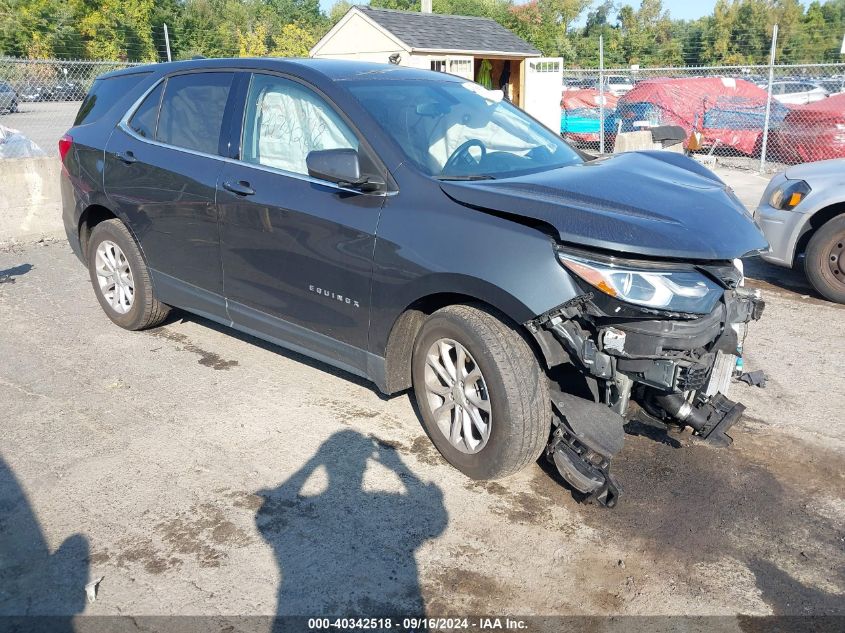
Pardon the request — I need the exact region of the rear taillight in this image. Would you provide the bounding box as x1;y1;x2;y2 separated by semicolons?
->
58;134;73;162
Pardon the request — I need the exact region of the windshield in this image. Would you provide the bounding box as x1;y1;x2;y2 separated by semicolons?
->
347;79;582;179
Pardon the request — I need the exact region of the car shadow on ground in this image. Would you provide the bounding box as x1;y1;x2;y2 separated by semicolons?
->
154;312;394;400
537;422;845;617
0;455;89;627
254;429;447;628
741;256;830;301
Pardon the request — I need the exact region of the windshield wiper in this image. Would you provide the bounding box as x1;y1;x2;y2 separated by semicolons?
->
435;174;496;181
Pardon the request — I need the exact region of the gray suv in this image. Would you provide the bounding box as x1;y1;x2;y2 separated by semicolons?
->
61;58;768;506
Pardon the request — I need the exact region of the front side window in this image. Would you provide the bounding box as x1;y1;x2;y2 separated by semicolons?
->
348;79;582;179
241;73;358;176
128;82;163;138
156;72;234;155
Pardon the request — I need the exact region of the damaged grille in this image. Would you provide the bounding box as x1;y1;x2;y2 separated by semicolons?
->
677;363;711;391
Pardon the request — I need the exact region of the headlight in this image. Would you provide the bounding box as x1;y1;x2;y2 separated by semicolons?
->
769;179;810;211
558;252;723;314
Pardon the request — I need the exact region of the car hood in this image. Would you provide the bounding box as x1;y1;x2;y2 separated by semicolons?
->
785;158;845;184
439;151;769;261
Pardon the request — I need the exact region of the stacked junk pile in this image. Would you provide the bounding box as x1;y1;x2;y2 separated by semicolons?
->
768;93;845;163
560;75;845;164
609;77;789;156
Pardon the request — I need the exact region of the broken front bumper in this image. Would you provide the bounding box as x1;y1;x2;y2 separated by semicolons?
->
527;285;765;506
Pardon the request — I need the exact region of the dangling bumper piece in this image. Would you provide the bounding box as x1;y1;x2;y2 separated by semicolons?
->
546;389;625;508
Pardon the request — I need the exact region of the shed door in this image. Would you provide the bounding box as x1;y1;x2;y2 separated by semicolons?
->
524;58;563;133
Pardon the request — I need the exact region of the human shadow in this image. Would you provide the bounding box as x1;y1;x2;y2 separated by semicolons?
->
256;430;447;628
0;454;89;630
0;263;33;283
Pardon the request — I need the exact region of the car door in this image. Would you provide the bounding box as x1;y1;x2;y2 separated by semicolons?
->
217;72;385;374
104;70;239;318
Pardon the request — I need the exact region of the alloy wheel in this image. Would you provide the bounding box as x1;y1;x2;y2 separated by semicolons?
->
423;338;492;454
95;240;134;314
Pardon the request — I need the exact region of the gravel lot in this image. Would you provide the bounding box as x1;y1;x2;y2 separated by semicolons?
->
1;236;843;625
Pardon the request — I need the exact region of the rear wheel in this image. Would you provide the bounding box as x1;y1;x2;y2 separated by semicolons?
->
805;215;845;304
411;304;551;480
87;219;170;330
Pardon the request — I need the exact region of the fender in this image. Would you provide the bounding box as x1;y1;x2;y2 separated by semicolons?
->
368;189;585;359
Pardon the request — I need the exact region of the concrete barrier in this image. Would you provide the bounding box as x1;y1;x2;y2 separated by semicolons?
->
612;130;685;154
0;157;64;242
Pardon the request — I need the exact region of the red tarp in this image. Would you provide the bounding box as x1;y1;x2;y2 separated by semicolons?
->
616;77;783;155
561;89;618;111
560;89;618;143
769;93;845;163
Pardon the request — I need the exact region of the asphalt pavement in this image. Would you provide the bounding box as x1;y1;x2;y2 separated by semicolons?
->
1;231;843;622
1;100;80;155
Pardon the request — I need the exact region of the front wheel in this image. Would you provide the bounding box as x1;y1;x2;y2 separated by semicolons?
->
411;304;551;480
805;215;845;304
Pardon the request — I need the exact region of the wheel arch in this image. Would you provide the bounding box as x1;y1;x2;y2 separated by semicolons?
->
78;204;118;260
378;283;544;396
793;201;845;267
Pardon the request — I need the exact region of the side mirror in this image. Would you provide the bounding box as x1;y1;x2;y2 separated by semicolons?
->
307;148;360;183
306;148;385;192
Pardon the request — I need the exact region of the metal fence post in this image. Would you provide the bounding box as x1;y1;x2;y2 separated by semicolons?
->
163;23;172;62
599;34;605;155
759;23;778;173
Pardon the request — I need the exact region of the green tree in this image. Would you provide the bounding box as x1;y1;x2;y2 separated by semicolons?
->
509;0;591;59
77;0;157;61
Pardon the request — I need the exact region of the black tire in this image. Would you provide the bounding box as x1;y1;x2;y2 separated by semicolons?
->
804;214;845;304
411;304;551;480
87;219;170;330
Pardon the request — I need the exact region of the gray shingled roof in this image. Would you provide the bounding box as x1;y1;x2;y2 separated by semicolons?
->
357;6;541;56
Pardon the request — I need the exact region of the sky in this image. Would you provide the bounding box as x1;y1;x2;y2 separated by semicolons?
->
319;0;814;21
655;0;724;21
574;0;814;26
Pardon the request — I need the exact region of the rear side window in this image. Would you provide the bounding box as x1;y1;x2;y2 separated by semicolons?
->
128;82;164;138
74;73;150;126
156;72;234;155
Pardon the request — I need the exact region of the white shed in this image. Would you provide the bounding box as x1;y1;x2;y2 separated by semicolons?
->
310;6;564;131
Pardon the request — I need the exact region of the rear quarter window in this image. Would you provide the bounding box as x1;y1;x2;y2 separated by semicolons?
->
74;72;151;126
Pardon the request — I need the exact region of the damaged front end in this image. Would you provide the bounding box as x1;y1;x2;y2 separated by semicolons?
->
527;248;765;507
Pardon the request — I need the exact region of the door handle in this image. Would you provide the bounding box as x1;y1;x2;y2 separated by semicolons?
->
114;150;136;164
222;180;255;196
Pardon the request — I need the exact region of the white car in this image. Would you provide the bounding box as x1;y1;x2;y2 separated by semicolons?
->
604;74;633;96
769;80;828;105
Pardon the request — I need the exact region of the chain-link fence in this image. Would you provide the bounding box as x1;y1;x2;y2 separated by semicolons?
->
0;58;140;157
3;55;845;173
561;62;845;173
